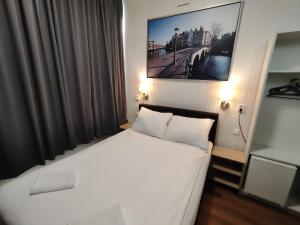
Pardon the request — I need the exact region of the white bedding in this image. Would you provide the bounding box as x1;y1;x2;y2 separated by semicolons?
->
0;129;211;225
68;204;126;225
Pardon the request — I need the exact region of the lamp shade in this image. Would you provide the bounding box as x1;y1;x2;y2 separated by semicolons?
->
220;82;233;101
139;80;151;93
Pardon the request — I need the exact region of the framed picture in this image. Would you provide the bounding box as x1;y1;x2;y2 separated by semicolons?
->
147;2;243;80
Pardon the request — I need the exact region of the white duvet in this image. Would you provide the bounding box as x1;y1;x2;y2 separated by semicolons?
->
0;130;210;225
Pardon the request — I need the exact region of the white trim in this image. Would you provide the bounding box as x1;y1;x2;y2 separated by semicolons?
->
244;34;277;156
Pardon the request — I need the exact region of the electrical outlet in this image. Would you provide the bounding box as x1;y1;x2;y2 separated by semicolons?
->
233;128;240;135
135;94;141;101
237;104;245;113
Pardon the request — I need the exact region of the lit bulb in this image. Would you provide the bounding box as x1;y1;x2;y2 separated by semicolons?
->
220;83;233;101
220;81;234;110
139;81;150;93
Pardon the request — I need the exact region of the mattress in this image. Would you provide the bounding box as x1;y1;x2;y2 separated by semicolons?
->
0;129;211;225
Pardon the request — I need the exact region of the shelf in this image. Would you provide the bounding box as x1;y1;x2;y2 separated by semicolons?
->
251;144;300;167
210;147;245;190
210;176;240;189
268;71;300;74
267;94;300;100
277;31;300;41
120;123;132;130
289;205;300;213
212;146;246;164
212;163;242;177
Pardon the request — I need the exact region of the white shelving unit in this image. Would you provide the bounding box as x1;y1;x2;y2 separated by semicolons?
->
289;206;300;213
244;156;297;207
251;144;300;167
243;31;300;214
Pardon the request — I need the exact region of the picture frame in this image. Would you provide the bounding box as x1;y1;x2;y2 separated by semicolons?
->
147;2;243;81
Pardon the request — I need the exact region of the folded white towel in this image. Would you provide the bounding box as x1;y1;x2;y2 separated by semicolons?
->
30;169;77;195
68;205;126;225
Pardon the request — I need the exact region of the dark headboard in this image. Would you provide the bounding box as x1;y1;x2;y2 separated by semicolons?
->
139;104;219;144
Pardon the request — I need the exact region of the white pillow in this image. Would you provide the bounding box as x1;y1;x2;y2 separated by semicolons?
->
164;115;214;151
131;107;172;138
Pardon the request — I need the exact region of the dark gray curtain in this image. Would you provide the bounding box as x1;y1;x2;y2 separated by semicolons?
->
0;0;126;179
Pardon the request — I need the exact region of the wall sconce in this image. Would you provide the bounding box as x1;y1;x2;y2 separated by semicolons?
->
138;79;151;101
220;100;230;110
220;82;234;110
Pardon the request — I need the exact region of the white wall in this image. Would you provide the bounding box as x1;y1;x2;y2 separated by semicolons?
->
123;0;300;151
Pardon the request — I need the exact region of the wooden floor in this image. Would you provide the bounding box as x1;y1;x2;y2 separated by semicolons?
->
195;183;300;225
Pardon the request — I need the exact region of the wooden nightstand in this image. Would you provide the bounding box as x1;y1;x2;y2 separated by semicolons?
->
209;146;246;190
119;122;132;131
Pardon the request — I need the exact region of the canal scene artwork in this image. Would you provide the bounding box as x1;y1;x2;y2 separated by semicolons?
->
147;2;242;80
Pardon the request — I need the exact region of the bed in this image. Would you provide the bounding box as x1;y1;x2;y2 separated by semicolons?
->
0;104;218;225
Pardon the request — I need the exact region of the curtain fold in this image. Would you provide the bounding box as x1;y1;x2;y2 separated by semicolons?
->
0;0;126;179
